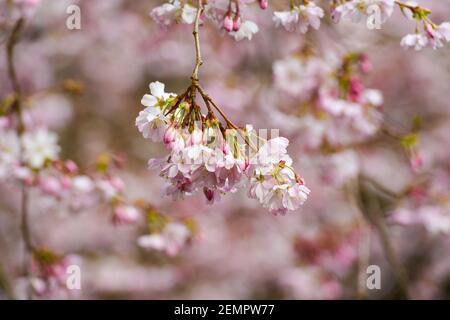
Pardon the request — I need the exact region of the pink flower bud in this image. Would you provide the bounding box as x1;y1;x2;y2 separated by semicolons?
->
113;205;140;225
259;0;268;10
0;116;12;129
410;152;424;173
348;77;364;102
163;126;177;145
232;16;241;32
110;176;125;192
359;54;372;74
61;175;72;189
223;15;233;32
64;160;78;174
425;23;435;39
40;176;62;196
189;128;203;145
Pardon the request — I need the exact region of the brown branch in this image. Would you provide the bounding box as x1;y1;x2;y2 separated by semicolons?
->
6;18;25;134
6;18;33;299
356;176;410;299
191;0;204;83
346;181;371;299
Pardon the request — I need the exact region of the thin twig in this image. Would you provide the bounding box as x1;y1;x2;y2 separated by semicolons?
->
191;0;204;83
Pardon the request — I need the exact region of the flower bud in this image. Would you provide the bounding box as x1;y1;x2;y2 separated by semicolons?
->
163;126;177;145
64;160;78;174
40;176;62;196
359;54;372;74
223;15;233;32
110;176;125;193
189;128;203;145
348;77;364;102
233;16;241;32
259;0;268;10
61;175;72;189
113;205;140;225
410;152;424;173
424;23;435;39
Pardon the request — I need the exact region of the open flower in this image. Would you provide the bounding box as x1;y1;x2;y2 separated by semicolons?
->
136;81;176;142
331;0;394;24
274;2;324;34
424;22;450;49
22;128;60;169
229;20;259;41
249;138;310;215
400;33;428;50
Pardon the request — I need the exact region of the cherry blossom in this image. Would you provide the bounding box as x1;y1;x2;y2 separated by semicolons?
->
136;81;176;142
331;0;394;24
2;0;450;301
273;2;324;34
150;0;198;26
137;81;309;214
22;128;60;169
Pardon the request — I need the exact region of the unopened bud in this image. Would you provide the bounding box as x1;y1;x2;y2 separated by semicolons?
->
223;15;233;32
232;16;241;32
259;0;268;10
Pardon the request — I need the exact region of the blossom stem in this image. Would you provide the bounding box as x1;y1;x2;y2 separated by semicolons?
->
186;0;258;152
394;0;432;16
191;0;204;83
6;17;34;298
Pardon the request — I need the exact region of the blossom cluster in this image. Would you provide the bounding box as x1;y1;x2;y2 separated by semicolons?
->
150;0;260;41
0;114;139;221
274;1;324;34
397;2;450;50
1;111;198;253
149;0;450;50
273;52;383;151
136;81;310;215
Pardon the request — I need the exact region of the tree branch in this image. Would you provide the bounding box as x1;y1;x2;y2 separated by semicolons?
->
6;17;33;299
191;0;204;83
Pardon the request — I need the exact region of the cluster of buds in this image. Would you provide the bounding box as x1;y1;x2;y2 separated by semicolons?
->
136;81;310;215
222;0;241;32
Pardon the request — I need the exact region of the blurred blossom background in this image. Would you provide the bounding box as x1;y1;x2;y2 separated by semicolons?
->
1;0;450;299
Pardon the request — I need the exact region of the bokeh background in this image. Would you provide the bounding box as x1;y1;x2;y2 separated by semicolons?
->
1;0;450;299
